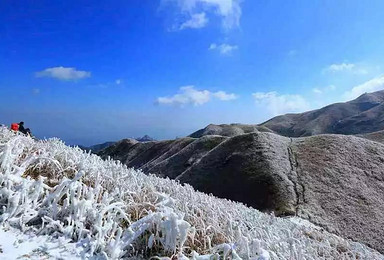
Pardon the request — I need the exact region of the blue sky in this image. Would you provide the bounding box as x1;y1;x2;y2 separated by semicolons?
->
1;0;384;145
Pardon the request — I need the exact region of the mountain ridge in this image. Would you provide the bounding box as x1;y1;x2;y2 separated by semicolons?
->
261;90;384;137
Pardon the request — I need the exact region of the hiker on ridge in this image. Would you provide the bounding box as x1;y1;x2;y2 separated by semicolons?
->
18;121;27;134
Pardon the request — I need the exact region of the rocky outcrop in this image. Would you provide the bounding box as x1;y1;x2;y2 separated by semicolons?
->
261;90;384;137
99;131;384;253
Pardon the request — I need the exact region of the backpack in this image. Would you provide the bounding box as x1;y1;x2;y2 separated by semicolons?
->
11;123;19;131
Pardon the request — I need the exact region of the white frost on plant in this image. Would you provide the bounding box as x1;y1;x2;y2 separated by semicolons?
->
0;126;382;259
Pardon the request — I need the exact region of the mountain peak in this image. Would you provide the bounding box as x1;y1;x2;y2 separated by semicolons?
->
136;135;155;142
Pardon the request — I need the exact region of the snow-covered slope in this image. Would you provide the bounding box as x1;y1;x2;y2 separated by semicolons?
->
0;127;382;259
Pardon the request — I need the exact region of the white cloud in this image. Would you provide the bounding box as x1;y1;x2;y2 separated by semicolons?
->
252;91;310;116
157;86;237;106
180;12;208;29
326;63;355;72
209;43;238;55
165;0;242;30
36;66;91;80
343;75;384;100
323;63;368;75
115;79;122;85
157;86;210;106
312;85;336;95
212;90;237;100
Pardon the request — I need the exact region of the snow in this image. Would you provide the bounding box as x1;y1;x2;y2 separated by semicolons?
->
0;225;82;259
0;126;383;259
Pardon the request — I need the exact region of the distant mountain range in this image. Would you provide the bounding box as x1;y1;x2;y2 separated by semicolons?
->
80;135;155;153
261;90;384;137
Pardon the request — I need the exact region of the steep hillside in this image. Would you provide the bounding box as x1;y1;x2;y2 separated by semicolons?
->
261;90;384;137
292;135;384;252
335;102;384;134
99;131;384;253
2;128;382;259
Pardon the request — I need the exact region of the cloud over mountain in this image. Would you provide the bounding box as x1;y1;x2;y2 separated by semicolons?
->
343;75;384;100
253;91;310;116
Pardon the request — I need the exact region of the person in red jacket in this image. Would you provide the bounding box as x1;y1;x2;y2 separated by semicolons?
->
10;122;19;131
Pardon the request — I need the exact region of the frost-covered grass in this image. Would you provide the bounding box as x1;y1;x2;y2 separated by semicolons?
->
0;127;383;259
